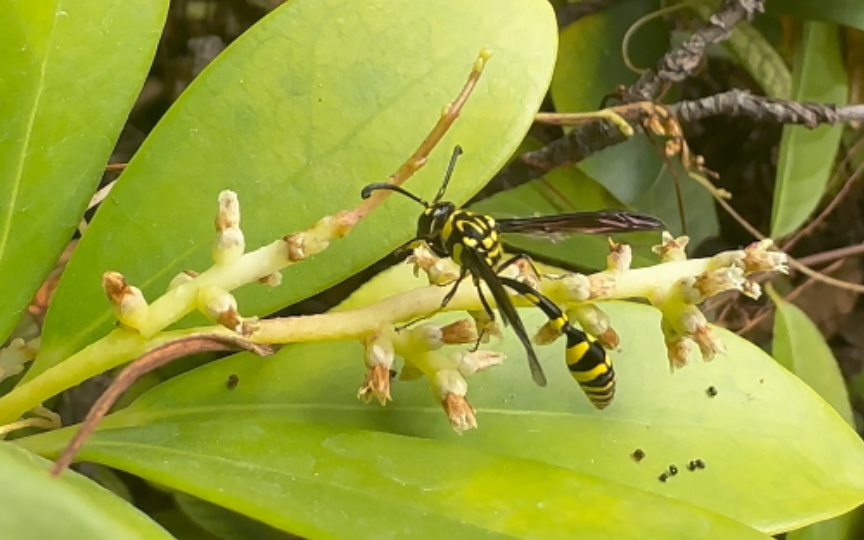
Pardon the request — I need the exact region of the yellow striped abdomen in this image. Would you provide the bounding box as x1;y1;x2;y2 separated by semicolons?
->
565;328;616;409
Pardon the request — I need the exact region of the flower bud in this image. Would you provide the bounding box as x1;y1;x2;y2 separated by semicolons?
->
653;232;689;262
197;286;241;331
213;191;245;265
213;227;245;265
358;331;395;405
694;268;746;299
453;350;505;376
401;324;444;351
284;216;343;262
408;244;460;285
440;319;479;345
607;239;632;273
469;310;501;343
215;190;240;231
257;272;283;287
103;272;149;330
569;304;612;342
558;273;591;302
741;239;788;276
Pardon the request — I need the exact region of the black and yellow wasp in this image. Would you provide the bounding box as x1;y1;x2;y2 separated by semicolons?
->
362;146;664;395
497;276;616;408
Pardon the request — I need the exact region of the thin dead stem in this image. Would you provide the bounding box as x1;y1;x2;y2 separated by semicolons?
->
737;259;845;336
782;144;864;252
337;50;492;229
692;172;864;294
50;335;272;477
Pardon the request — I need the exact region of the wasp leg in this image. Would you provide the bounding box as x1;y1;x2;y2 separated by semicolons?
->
467;276;497;353
439;267;469;309
471;326;487;352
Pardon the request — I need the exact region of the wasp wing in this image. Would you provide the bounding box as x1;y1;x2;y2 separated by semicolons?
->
462;249;548;387
498;211;665;236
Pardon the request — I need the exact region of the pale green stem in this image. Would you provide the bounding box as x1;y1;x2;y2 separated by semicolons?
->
0;250;766;426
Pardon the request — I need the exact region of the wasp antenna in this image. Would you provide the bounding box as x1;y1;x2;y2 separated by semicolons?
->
434;145;464;203
361;183;428;207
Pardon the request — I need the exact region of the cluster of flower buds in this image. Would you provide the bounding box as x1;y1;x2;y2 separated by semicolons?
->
356;319;503;433
397;231;788;430
92;191;787;435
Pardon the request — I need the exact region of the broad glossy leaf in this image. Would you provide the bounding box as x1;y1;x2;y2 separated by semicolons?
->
630;162;719;249
769;288;860;539
0;442;173;540
769;286;854;425
768;0;864;32
29;0;558;380
771;22;849;238
0;0;168;345
22;417;769;540
20;293;864;534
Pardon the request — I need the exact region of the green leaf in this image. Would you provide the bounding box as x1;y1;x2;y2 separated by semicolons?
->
768;0;864;32
768;286;854;427
0;442;173;540
787;513;858;540
768;287;859;540
770;22;849;238
724;20;791;99
22;418;770;540
28;0;558;380
629;161;719;249
20;296;864;534
0;0;168;345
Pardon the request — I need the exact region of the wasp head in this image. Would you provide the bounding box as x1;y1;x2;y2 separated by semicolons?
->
417;201;456;257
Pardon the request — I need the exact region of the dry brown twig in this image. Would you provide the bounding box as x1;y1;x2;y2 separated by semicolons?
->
736;259;846;336
334;50;491;230
51;335;273;477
